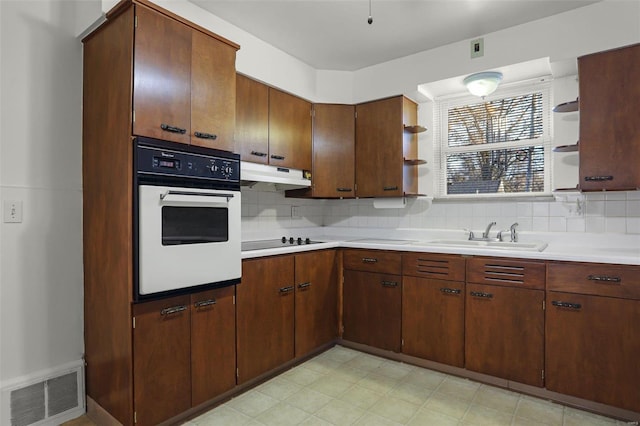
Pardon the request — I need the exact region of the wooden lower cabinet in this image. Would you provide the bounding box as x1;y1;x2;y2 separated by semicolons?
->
343;270;401;352
295;250;339;357
546;291;640;412
190;287;236;406
133;295;191;426
237;256;295;383
402;277;465;367
465;284;544;387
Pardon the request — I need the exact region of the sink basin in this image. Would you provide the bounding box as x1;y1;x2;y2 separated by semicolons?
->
412;239;548;252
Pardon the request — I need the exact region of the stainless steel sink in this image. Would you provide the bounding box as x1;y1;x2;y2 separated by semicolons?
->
412;239;548;252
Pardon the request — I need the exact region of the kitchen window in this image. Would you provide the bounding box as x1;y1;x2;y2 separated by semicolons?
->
434;81;552;198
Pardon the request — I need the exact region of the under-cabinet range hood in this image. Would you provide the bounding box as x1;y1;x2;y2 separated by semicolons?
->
240;161;311;190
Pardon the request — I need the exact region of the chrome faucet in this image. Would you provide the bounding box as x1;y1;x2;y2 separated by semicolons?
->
482;222;497;239
509;222;519;242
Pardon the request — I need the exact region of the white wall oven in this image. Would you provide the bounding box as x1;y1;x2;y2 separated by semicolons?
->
134;137;241;301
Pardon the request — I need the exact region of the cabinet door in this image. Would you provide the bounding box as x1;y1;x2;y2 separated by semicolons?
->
355;97;403;197
236;74;269;164
311;104;355;198
133;295;191;426
402;277;464;367
546;291;640;412
343;270;401;352
295;250;339;357
191;31;236;152
465;284;544;387
579;44;640;191
237;256;295;383
191;287;236;407
133;6;191;144
269;88;312;170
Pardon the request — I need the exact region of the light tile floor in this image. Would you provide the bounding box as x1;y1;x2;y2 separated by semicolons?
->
183;346;633;426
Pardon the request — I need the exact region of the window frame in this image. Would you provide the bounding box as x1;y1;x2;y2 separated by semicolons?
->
433;80;554;199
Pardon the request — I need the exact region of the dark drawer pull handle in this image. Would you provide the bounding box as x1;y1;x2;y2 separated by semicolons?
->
587;274;621;283
470;291;493;299
160;305;187;316
584;176;613;182
362;257;378;263
440;288;461;295
194;299;217;308
160;123;187;134
298;282;312;289
336;188;353;192
194;131;217;140
552;301;582;310
279;285;294;294
383;186;399;191
271;155;285;160
382;281;398;288
251;151;268;157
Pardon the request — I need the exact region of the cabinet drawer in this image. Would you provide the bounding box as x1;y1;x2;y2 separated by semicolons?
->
467;257;545;290
402;253;465;281
547;262;640;300
343;249;402;275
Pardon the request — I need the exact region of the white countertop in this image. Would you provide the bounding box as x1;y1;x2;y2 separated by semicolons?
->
241;228;640;265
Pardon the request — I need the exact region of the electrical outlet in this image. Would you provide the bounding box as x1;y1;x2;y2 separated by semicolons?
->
291;205;301;219
471;38;484;58
3;200;23;223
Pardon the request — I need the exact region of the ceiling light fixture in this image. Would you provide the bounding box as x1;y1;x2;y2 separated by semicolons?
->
463;71;503;98
367;0;373;24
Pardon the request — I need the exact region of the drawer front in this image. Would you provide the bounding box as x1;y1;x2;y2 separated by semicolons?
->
547;262;640;300
343;249;402;275
467;257;545;290
402;252;465;281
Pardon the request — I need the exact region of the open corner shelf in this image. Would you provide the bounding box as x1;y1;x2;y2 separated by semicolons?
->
404;158;427;165
553;98;579;113
404;125;427;134
553;143;579;153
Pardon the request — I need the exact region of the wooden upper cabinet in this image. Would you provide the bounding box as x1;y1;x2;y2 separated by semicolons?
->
310;104;356;198
133;5;191;144
236;74;269;163
190;30;236;151
579;43;640;191
269;88;312;170
133;5;238;148
356;96;423;197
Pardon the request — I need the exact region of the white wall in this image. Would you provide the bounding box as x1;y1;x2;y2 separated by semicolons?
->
0;0;84;389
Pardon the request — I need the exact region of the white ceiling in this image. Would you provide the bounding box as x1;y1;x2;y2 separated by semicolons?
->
190;0;600;71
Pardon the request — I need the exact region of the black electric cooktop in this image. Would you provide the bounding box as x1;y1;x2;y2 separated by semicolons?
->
241;237;321;251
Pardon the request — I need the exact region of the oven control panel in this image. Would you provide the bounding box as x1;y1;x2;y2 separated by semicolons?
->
137;142;240;184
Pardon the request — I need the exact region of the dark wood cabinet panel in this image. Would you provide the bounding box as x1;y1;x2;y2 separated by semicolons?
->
294;250;339;357
343;249;402;275
236;74;269;163
133;296;191;426
355;97;404;197
269;88;312;170
546;291;640;411
465;284;544;387
310;104;355;198
343;270;402;352
191;30;236;152
402;276;465;367
133;5;191;144
402;252;465;281
190;287;236;407
237;256;295;383
547;261;640;300
466;257;545;290
579;43;640;191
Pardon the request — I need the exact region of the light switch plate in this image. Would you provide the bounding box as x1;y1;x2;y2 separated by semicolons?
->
471;38;484;58
3;200;23;223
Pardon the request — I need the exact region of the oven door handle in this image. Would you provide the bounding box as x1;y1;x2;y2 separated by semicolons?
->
159;190;235;204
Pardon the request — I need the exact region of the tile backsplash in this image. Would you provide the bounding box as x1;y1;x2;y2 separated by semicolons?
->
241;188;640;236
